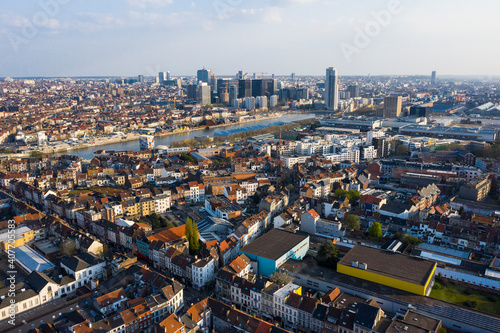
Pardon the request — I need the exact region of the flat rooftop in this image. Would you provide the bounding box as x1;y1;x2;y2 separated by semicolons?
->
282;256;500;333
240;229;309;261
338;245;436;287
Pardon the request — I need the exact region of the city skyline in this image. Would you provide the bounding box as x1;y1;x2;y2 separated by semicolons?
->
1;0;499;77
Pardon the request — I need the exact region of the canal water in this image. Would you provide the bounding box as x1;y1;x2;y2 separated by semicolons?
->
64;113;317;159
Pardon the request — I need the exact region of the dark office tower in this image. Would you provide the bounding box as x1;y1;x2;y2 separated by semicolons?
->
211;74;217;93
166;71;171;81
410;106;431;117
264;79;277;97
229;85;238;104
373;138;391;158
197;68;212;84
158;72;166;83
237;70;244;79
217;78;231;95
253;73;256;79
279;88;291;101
272;74;275;79
291;73;295;81
187;84;197;101
347;85;360;98
252;79;264;97
238;79;252;98
431;71;436;85
295;88;309;100
138;75;144;83
325;67;339;110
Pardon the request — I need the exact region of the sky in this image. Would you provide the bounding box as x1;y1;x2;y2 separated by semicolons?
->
0;0;499;77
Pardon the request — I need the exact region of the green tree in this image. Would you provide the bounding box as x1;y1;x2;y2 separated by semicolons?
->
316;242;340;268
60;239;77;256
185;217;200;255
395;144;409;155
368;222;383;238
159;216;167;228
334;188;347;198
269;271;293;286
149;213;161;230
347;190;361;205
344;214;361;231
180;153;195;162
185;217;192;239
225;156;232;163
30;150;43;158
402;234;422;246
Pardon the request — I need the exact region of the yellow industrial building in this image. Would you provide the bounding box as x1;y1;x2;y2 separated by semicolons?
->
0;226;35;251
337;245;436;296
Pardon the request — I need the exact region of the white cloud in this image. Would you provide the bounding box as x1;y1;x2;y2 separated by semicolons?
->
263;8;283;24
0;12;29;28
127;0;174;9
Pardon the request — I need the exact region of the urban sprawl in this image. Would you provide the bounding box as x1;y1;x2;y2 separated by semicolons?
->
0;69;500;333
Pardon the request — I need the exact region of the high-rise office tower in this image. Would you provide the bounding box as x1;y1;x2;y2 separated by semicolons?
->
158;72;166;83
187;84;197;100
347;85;359;98
431;71;436;85
138;75;144;83
382;95;402;118
197;82;211;105
238;79;252;98
325;67;339;110
197;68;212;84
229;85;238;105
252;79;264;97
166;71;171;81
265;79;277;97
291;73;295;81
211;73;217;93
217;78;231;95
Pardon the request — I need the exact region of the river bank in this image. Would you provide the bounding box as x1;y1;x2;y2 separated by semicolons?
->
8;113;317;159
43;114;284;155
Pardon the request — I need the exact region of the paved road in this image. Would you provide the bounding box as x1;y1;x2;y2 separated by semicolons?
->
0;293;92;333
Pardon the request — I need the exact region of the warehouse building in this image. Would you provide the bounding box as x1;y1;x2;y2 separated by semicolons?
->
337;245;436;296
239;229;309;276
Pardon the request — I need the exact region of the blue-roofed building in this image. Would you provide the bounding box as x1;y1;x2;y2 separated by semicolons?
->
239;229;309;276
13;245;55;273
417;243;471;259
191;152;209;161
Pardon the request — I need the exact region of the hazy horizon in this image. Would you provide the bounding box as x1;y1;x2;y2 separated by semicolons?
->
1;0;499;78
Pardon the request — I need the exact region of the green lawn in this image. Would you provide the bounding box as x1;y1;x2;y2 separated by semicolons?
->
69;189;92;195
430;279;500;316
90;187;124;196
